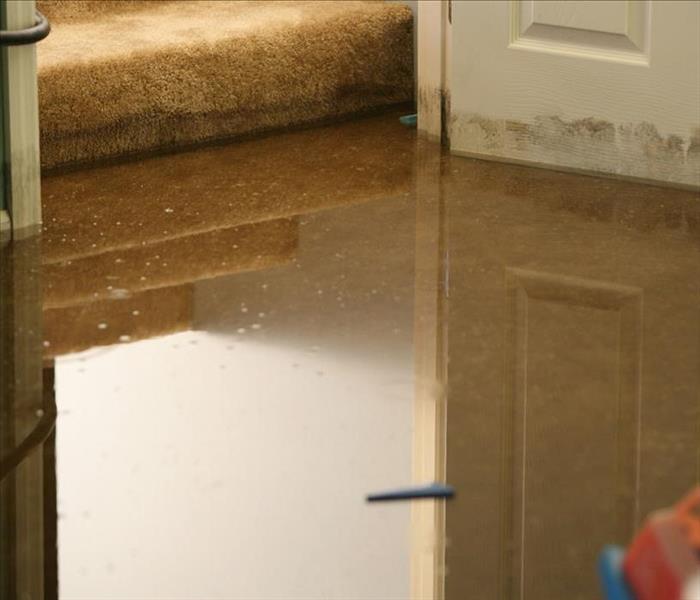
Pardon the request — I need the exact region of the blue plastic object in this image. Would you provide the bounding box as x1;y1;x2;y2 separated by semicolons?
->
399;113;417;128
366;482;454;502
598;546;635;600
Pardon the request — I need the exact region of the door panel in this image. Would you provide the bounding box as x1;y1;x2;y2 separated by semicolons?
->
529;1;628;34
512;0;648;59
449;0;700;187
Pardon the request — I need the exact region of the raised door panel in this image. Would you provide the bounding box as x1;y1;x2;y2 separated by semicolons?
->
513;0;649;60
530;0;628;33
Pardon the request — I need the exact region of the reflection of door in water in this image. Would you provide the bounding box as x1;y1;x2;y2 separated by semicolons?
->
443;160;700;600
0;238;56;600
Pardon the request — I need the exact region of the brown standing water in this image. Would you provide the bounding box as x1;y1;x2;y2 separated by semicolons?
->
2;111;699;599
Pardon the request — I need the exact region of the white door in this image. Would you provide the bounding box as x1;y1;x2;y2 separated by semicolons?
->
448;0;700;188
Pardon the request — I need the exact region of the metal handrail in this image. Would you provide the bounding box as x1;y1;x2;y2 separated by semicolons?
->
0;396;57;481
0;10;50;46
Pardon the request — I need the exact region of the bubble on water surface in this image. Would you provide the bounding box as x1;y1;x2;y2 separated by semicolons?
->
109;289;130;300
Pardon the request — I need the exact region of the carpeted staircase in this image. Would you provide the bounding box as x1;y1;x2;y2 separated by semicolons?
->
37;0;414;170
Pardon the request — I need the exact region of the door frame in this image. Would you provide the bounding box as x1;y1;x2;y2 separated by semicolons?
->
1;0;44;240
416;0;451;144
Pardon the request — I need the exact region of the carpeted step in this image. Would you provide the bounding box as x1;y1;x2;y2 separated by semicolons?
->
37;0;413;169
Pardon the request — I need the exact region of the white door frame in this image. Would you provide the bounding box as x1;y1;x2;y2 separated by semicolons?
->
1;0;43;240
417;0;451;143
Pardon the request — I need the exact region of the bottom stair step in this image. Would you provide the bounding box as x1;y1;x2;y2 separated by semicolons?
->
37;0;414;169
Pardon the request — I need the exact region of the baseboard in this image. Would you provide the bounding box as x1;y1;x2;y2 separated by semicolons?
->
1;210;10;244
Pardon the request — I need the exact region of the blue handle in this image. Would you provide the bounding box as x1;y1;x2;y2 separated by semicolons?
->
366;482;455;502
598;546;634;600
399;114;417;128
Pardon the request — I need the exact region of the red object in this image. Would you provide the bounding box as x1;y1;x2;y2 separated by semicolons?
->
674;487;700;550
623;487;700;600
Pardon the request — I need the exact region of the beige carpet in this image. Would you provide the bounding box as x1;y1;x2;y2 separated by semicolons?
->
37;0;413;169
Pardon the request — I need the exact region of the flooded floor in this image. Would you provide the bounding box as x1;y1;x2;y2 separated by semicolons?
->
1;111;699;600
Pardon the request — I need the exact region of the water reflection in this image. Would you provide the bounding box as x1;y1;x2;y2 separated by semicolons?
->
1;237;57;600
51;192;417;600
2;114;420;598
1;112;699;600
56;330;412;599
443;159;700;600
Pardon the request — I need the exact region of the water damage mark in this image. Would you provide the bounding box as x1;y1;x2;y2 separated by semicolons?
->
450;113;700;188
417;85;442;141
417;85;450;145
684;126;700;157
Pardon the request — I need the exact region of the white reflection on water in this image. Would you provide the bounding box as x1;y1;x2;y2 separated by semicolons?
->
56;330;411;600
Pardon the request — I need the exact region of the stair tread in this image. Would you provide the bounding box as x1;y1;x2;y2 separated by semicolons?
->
39;1;395;67
37;0;413;168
